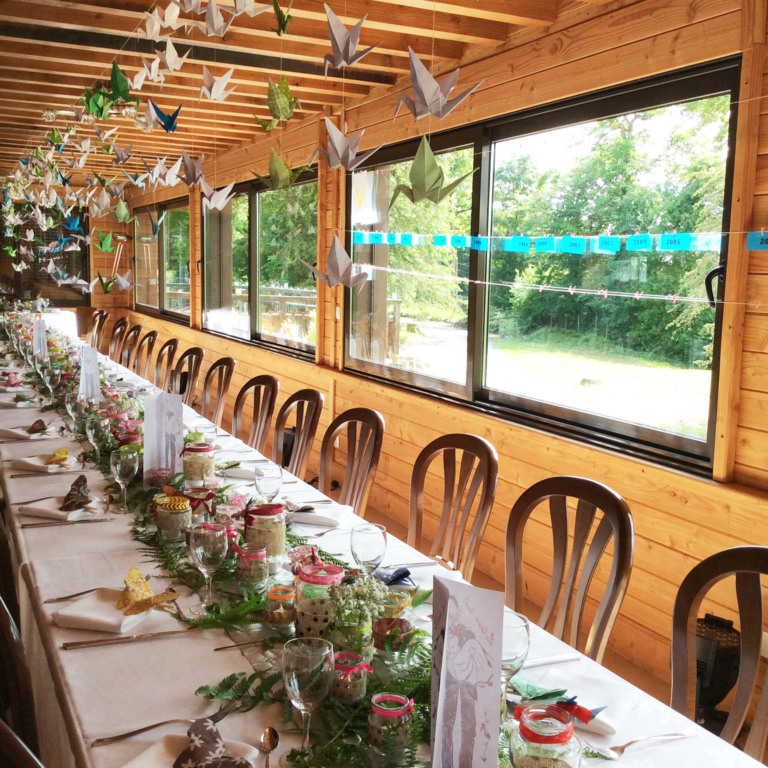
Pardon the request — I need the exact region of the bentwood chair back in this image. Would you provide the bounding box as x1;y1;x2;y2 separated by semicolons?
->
86;310;102;346
505;476;634;664
154;338;179;391
107;317;129;362
671;546;768;758
0;719;43;767
408;434;498;581
169;347;205;406
0;596;37;756
232;375;279;453
200;357;236;427
132;331;158;380
91;311;108;352
319;408;385;517
273;389;324;479
119;324;142;369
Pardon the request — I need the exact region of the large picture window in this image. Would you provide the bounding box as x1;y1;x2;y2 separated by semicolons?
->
134;199;190;320
346;60;740;467
204;175;318;352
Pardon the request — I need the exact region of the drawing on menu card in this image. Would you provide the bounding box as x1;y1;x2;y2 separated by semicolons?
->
432;576;504;768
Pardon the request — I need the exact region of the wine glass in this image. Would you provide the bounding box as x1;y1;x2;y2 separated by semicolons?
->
43;365;60;405
64;394;79;440
188;523;229;616
85;416;109;463
110;448;139;513
350;523;387;574
200;423;217;447
282;638;334;751
254;466;283;502
501;611;531;725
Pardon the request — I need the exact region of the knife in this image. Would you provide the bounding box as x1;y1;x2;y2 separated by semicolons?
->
62;627;195;650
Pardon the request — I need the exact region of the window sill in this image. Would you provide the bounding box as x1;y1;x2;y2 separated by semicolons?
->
197;326;317;364
134;305;191;328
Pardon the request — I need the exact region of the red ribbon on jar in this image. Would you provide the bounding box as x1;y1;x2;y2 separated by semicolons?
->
513;703;591;744
371;695;414;717
334;653;373;680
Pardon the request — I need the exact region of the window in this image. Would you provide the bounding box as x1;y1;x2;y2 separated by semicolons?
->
346;60;740;466
203;175;318;352
134;200;190;320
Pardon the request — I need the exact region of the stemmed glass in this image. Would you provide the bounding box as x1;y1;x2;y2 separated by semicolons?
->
85;416;109;463
282;638;334;751
43;365;60;405
110;449;139;513
188;523;229;616
254;466;283;502
501;611;531;725
64;394;79;441
350;523;387;574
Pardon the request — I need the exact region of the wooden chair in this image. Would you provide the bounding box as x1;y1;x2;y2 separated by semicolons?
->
272;388;324;479
107;317;129;361
319;408;385;517
132;331;158;379
671;546;768;758
505;476;634;663
85;310;103;346
169;347;205;405
119;324;142;369
232;375;279;453
154;338;178;391
0;720;43;768
90;310;108;351
200;357;236;427
0;596;37;756
408;434;498;581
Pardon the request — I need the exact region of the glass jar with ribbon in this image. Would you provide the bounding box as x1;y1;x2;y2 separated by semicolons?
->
244;503;287;573
509;704;582;768
295;564;344;638
154;494;192;543
234;544;269;586
331;652;371;704
181;442;216;487
265;585;296;631
372;589;416;651
183;487;217;524
367;693;413;751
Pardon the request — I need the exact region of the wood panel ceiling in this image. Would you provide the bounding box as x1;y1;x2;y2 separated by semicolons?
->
0;0;575;182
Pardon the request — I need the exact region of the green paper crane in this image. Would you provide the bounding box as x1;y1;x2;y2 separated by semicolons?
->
389;135;475;209
251;148;311;190
272;0;293;36
94;231;114;253
110;61;140;107
255;76;300;131
47;128;63;147
2;246;16;259
96;272;116;294
94;172;118;188
115;200;134;224
79;87;114;120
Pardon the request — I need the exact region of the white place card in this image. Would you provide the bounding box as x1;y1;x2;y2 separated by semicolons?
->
32;318;48;360
142;391;184;486
431;576;504;768
77;346;100;400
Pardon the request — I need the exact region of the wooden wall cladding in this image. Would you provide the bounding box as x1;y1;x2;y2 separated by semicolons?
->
118;0;768;687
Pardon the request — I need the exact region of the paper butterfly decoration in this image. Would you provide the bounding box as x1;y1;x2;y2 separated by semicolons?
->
199;66;236;102
44;448;70;467
323;4;381;79
309;116;381;171
272;0;293;36
394;48;483;121
302;235;368;290
148;101;183;133
173;720;252;768
116;567;179;616
252;148;311;190
389;135;474;208
255;75;300;131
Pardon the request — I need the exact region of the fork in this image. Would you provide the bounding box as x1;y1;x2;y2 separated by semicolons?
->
585;731;697;760
91;699;239;747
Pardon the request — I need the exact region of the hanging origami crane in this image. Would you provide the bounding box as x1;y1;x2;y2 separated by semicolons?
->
147;209;167;240
201;182;236;211
252;148;310;190
63;214;83;234
148;101;183;133
202;0;235;37
156;40;189;74
255;76;300;131
94;231;114;252
394;48;483;121
302;235;368;290
140;57;165;84
79;88;114;120
389;136;474;208
199;67;236;102
233;0;270;16
181;151;205;186
115;200;134;224
114;270;141;291
111;143;134;166
322;4;380;79
122;170;149;189
93;125;118;142
309;117;381;171
110;61;140;107
272;0;293;36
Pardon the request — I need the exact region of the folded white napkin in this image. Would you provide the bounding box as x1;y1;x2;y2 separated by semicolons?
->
287;512;340;527
120;734;259;767
11;455;77;473
18;495;99;521
0;385;35;393
0;400;37;409
0;427;54;440
52;588;149;634
408;567;464;603
219;467;256;480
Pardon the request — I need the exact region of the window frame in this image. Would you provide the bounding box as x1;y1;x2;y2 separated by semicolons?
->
344;57;742;471
134;198;191;324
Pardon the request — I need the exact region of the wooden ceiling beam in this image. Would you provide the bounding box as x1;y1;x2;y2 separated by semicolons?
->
369;0;557;26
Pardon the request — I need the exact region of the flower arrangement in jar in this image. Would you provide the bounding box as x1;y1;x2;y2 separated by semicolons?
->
372;589;417;651
328;574;389;663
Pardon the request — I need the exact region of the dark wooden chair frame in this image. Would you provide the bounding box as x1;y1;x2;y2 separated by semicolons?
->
319;407;385;518
154;338;179;391
119;324;143;369
0;719;43;768
505;475;634;663
232;375;279;453
107;317;129;362
86;310;103;347
408;433;498;581
91;310;108;352
671;546;768;759
272;388;324;479
169;347;205;406
132;331;158;380
200;357;236;427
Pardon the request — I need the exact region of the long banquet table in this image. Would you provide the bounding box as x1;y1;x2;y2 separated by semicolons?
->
1;320;762;768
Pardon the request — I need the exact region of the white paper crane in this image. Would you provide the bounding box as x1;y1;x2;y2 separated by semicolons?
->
322;4;381;80
309;116;381;171
302;236;368;290
199;66;237;102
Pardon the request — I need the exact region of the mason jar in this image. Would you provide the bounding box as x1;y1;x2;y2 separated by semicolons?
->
244;504;287;571
367;693;413;751
182;443;216;487
154;494;192;543
331;652;370;704
234;545;269;586
509;705;582;768
295;564;344;638
373;590;416;651
265;585;296;631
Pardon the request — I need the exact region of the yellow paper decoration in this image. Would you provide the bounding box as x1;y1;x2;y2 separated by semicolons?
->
116;567;179;615
44;448;69;466
124;588;180;616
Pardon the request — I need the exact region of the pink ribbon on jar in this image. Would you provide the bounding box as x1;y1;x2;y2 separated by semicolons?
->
203;522;251;565
371;695;414;717
334;653;372;680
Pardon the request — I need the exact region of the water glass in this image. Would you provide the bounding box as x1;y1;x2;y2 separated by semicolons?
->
501;611;531;724
350;523;387;574
110;449;139;513
282;638;334;750
44;365;60;404
85;416;109;462
254;465;283;502
188;523;229;616
199;423;217;447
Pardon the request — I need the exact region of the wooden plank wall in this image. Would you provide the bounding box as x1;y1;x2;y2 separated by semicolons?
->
115;0;768;688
